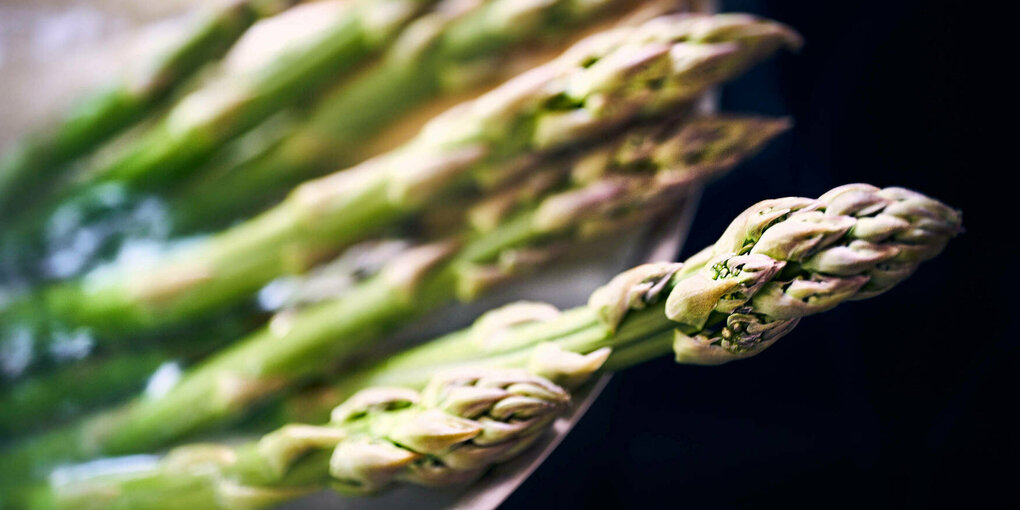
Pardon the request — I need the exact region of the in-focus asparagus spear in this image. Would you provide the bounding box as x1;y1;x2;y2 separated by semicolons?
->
0;115;787;485
31;13;800;339
163;0;651;232
0;0;299;219
41;184;961;509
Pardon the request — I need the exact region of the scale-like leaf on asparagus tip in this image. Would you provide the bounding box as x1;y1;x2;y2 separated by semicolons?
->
257;424;348;477
665;253;784;331
330;387;421;424
469;301;562;350
528;343;611;389
330;437;422;493
588;262;682;332
672;314;799;365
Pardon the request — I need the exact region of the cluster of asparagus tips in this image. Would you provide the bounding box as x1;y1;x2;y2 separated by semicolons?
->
10;114;784;468
53;364;593;509
284;183;962;421
48;184;960;509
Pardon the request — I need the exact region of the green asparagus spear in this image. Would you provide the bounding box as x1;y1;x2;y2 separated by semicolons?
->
42;183;961;509
77;0;434;187
163;0;648;232
33;13;800;338
0;115;788;490
0;0;298;219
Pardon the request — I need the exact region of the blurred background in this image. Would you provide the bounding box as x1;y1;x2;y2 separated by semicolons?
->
507;1;1009;508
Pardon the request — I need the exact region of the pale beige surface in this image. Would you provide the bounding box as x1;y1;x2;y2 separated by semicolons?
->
0;0;202;148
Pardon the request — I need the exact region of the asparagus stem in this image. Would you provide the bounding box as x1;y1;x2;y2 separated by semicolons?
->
25;13;797;341
0;115;788;492
42;183;960;509
0;0;298;219
79;0;433;189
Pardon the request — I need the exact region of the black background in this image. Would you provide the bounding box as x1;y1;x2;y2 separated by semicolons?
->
506;1;1010;508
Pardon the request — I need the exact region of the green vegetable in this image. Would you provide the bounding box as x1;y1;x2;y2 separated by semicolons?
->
0;114;787;490
41;183;960;509
34;12;799;338
165;0;640;232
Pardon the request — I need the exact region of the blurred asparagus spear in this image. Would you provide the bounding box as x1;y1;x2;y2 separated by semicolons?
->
0;352;168;437
2;0;436;226
0;300;270;436
0;239;411;435
0;0;299;219
0;114;788;488
25;13;799;341
39;183;961;510
164;0;656;232
6;0;679;288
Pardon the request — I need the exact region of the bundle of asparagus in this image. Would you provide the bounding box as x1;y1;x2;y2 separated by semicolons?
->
0;12;799;368
162;0;656;232
2;12;790;447
0;115;788;492
1;6;955;510
3;0;677;288
37;184;961;509
0;0;299;219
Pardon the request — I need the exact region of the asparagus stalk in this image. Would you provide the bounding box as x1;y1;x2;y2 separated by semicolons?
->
30;13;799;339
43;183;961;509
163;0;650;232
0;115;787;488
0;0;299;219
79;0;435;186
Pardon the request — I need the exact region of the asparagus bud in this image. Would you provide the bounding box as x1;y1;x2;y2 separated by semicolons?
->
47;369;580;509
668;184;963;364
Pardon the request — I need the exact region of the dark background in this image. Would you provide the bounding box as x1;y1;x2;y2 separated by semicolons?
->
506;1;1010;508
